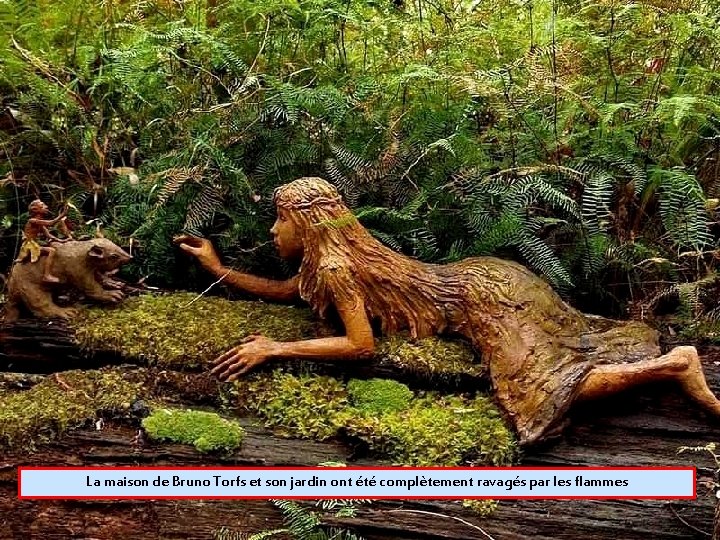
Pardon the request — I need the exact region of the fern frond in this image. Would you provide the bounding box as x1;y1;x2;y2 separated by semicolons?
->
152;166;205;207
183;183;225;235
247;529;288;540
582;170;614;235
515;233;574;287
271;500;321;537
654;168;712;249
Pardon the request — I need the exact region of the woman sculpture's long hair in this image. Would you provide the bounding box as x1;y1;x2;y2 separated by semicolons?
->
273;177;459;338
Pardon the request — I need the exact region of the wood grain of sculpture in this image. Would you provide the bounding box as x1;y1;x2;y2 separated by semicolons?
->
175;177;720;445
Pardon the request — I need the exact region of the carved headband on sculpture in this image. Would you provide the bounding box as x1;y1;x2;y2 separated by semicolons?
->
273;177;346;211
274;195;344;210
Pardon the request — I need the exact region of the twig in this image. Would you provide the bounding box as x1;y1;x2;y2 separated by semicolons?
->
234;240;274;253
182;269;231;308
180;241;274;307
10;37;84;107
487;165;584;183
53;373;72;391
241;16;272;89
387;509;496;540
666;503;711;537
165;50;231;94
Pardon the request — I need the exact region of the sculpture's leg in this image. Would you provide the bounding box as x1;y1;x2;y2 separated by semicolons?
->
23;289;76;320
14;243;29;264
576;346;720;415
41;246;60;283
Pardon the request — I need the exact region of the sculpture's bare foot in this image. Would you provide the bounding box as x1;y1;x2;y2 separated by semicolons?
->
671;346;720;416
42;274;60;284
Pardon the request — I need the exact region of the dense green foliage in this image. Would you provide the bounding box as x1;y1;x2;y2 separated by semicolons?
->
215;500;368;540
3;0;720;321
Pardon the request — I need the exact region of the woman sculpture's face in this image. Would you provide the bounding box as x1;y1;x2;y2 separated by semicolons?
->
270;208;304;260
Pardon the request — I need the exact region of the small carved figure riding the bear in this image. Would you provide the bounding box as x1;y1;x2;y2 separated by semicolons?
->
14;199;73;283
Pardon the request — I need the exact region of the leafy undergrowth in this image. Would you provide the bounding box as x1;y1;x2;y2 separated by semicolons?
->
230;371;515;466
142;408;245;452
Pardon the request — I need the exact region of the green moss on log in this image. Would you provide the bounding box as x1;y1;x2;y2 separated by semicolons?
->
347;378;413;414
0;359;510;466
142;408;245;452
230;371;515;466
70;293;484;379
462;499;498;516
6;293;500;463
0;369;145;449
345;394;514;466
72;293;316;369
375;335;486;379
235;371;349;440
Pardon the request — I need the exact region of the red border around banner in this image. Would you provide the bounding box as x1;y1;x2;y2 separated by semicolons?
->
17;466;697;500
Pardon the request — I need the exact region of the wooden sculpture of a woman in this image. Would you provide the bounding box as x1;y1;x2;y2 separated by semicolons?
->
175;177;720;445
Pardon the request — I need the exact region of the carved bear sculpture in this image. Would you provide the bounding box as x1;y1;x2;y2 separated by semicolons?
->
4;238;133;322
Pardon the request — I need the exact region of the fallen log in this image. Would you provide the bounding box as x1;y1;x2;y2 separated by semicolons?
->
0;293;486;393
3;295;720;539
1;362;719;539
1;393;718;540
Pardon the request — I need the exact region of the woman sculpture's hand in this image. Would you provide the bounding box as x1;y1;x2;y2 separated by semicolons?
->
210;335;278;381
174;234;223;271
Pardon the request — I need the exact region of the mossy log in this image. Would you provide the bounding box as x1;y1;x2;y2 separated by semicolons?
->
3;294;720;538
1;355;719;538
0;293;486;391
1;376;720;540
0;374;720;540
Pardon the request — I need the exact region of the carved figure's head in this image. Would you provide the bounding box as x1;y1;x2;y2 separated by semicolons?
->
28;199;49;216
87;238;133;271
271;177;357;261
273;177;438;338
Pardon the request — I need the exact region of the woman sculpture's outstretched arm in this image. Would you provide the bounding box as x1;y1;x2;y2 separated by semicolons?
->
210;293;375;381
174;234;300;302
